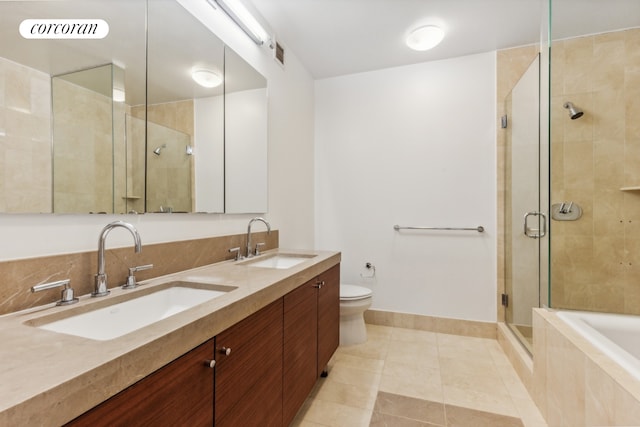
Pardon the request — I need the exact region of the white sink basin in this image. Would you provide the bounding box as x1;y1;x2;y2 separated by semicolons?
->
244;254;315;269
33;283;235;341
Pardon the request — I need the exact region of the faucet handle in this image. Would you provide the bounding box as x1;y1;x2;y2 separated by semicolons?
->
123;264;153;289
229;247;243;261
255;242;266;256
31;279;79;306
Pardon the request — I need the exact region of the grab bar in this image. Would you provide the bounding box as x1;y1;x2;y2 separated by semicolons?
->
393;225;485;233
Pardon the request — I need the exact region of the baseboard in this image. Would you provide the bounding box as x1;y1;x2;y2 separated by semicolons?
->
364;309;496;339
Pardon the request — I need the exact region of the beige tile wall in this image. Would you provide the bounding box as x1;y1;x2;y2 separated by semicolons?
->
146;121;193;212
551;28;640;314
132;101;195;212
120;112;146;214
52;78;115;213
0;57;52;213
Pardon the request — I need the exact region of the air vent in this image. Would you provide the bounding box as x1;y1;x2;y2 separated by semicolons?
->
274;41;284;66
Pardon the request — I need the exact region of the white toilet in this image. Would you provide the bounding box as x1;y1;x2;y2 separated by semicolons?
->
340;284;373;346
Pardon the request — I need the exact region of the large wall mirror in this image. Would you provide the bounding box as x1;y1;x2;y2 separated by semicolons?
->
0;0;267;214
224;48;268;214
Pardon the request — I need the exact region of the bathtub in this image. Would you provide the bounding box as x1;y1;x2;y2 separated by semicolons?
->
557;310;640;381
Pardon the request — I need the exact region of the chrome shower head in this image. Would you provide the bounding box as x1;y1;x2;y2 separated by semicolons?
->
153;144;167;156
563;102;583;120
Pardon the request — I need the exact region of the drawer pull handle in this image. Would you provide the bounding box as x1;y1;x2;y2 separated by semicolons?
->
220;347;232;356
313;280;325;289
205;359;216;368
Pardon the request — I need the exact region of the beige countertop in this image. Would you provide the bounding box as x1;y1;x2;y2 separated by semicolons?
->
0;248;341;426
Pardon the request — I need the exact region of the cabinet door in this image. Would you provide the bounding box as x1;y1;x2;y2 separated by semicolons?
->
283;278;318;425
317;264;340;375
66;339;215;427
215;299;283;427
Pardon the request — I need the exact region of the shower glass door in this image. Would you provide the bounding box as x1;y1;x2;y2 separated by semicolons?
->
504;55;544;354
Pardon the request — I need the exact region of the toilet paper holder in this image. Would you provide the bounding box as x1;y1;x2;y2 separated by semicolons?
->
360;262;376;279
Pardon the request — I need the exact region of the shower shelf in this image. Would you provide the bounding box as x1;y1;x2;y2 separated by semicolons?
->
620;186;640;191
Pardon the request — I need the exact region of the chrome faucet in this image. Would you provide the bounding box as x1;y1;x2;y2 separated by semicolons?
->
93;221;142;297
246;217;271;258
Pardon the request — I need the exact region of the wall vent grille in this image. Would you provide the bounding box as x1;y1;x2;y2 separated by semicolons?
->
274;41;284;66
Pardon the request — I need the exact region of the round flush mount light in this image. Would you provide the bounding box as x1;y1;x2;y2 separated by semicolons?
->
112;88;126;103
406;25;445;51
191;69;223;88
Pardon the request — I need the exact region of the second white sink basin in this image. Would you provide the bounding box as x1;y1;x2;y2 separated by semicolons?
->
244;254;316;269
33;282;235;341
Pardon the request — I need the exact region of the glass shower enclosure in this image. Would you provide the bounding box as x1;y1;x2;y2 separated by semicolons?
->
503;54;549;354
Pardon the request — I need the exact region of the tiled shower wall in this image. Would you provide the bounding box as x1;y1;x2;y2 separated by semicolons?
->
550;28;640;314
0;57;51;213
132;101;195;213
52;78;116;213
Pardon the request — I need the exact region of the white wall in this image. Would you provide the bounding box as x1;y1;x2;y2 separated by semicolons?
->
194;96;224;213
0;0;316;261
225;88;268;213
315;52;497;322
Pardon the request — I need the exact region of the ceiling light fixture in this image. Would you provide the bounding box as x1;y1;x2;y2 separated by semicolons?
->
211;0;268;45
406;25;445;51
191;68;223;88
112;88;125;103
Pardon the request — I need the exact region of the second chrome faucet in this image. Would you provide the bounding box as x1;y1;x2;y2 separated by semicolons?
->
93;221;142;297
246;217;271;259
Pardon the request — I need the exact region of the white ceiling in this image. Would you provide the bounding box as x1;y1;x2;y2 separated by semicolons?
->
248;0;640;79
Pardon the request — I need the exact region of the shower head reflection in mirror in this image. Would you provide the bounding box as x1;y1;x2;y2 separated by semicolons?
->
153;144;167;156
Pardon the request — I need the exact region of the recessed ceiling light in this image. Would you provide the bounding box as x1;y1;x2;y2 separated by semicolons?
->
191;69;223;88
406;25;445;51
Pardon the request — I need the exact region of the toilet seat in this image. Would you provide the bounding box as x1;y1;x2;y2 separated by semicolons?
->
340;284;372;301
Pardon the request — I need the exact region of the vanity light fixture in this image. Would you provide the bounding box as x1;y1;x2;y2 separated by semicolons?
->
191;68;223;88
406;25;445;51
211;0;268;45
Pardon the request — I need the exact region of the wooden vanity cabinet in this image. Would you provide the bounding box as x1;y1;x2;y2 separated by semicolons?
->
316;264;340;375
214;298;283;427
65;338;215;427
65;263;339;427
283;277;318;424
283;264;340;425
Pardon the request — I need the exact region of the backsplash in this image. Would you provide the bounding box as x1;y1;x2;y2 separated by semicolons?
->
0;230;278;315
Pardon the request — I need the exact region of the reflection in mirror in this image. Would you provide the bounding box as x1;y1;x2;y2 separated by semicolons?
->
224;47;268;214
146;0;225;213
0;0;268;214
0;0;147;214
52;64;125;213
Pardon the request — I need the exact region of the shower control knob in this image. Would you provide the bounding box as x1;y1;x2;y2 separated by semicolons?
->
220;347;232;356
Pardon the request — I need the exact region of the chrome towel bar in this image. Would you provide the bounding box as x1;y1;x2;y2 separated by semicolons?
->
393;225;485;233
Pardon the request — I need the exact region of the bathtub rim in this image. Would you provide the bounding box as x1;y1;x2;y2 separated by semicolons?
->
536;308;640;401
556;310;640;382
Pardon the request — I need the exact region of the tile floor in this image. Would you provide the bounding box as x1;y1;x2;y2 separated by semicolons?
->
291;324;547;427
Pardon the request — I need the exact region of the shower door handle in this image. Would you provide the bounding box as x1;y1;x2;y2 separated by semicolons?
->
524;212;547;238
